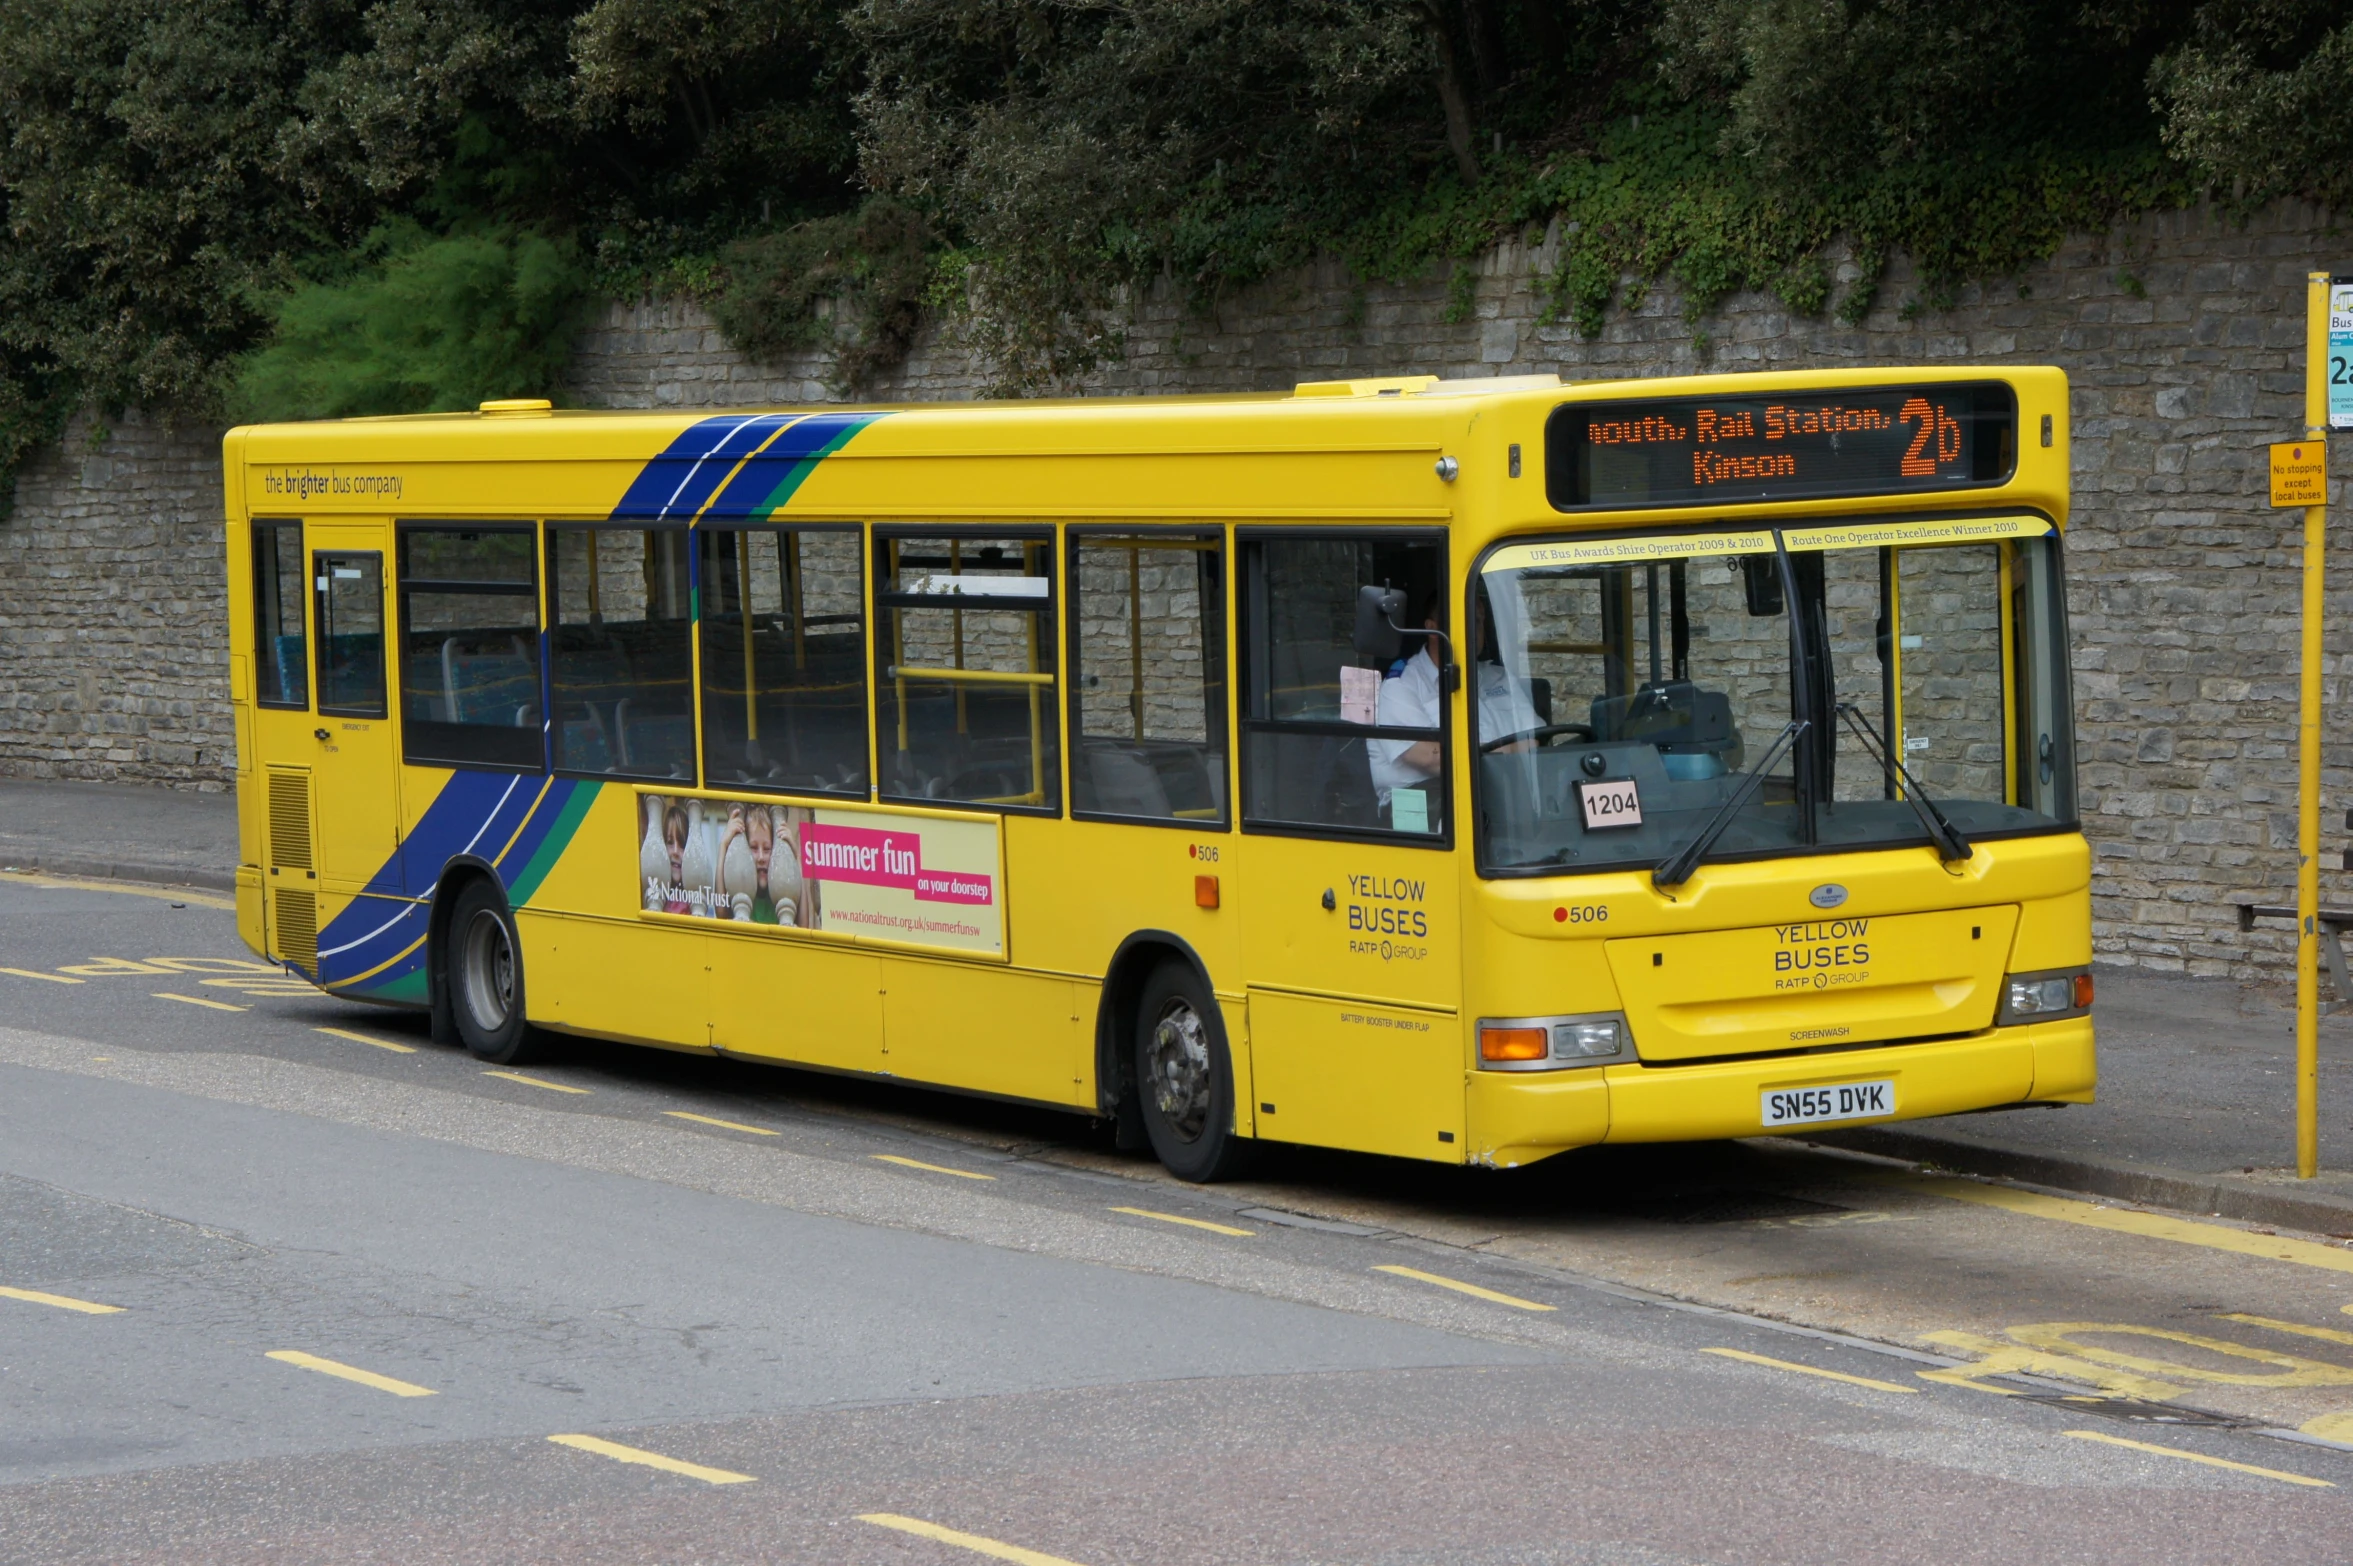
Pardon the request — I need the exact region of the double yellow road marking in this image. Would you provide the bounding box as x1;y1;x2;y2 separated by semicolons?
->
1905;1175;2353;1275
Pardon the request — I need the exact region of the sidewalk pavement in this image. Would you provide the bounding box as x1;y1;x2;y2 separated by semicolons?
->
0;775;237;891
7;774;2353;1233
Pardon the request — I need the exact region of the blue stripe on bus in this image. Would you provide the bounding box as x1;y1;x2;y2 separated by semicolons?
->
314;771;594;989
607;412;800;520
317;407;886;999
699;411;885;519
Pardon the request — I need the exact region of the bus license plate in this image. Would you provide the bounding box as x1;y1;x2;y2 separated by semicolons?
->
1761;1079;1894;1128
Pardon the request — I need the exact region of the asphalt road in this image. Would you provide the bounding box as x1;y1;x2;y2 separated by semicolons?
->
4;868;2352;1564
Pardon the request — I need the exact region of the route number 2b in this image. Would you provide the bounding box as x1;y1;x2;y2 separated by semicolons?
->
1897;397;1963;477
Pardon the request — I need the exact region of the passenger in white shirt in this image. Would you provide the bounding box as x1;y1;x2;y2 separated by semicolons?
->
1369;599;1539;818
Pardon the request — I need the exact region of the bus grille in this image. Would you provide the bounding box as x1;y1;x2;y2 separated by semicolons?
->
267;769;312;870
274;888;318;970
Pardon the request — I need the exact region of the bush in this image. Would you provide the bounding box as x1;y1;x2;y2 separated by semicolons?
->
232;227;591;422
706;198;934;394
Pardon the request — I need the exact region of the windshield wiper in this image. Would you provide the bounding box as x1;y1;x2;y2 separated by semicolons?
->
1653;719;1806;891
1834;701;1972;863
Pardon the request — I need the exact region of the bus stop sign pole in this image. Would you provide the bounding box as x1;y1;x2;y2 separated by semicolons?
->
2283;272;2351;1178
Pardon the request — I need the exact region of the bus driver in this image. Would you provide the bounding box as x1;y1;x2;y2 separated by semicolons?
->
1370;590;1538;822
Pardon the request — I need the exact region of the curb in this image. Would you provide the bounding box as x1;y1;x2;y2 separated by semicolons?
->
1815;1124;2353;1238
0;855;237;894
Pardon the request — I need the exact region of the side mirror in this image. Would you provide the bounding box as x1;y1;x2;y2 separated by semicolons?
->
1355;585;1407;666
1739;555;1784;617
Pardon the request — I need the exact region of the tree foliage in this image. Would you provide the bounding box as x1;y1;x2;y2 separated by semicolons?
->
231;225;590;420
2155;1;2353;213
0;0;2341;473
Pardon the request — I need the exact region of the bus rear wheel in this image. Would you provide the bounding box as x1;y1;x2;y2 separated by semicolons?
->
446;879;552;1065
1134;960;1253;1183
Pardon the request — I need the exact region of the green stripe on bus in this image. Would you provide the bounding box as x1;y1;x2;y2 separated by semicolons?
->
359;968;430;1005
748;419;871;517
509;782;602;907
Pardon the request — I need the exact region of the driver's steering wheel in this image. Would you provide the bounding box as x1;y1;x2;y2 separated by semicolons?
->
1480;722;1595;754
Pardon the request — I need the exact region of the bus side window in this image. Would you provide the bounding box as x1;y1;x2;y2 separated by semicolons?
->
396;524;543;771
253;520;308;709
547;524;695;781
1068;530;1227;825
313;552;386;718
1240;533;1448;839
875;530;1059;811
697;525;869;796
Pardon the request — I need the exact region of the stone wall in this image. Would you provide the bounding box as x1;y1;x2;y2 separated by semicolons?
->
0;413;233;790
8;196;2350;977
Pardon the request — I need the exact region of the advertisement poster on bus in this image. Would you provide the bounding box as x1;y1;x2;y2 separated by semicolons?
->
636;793;1002;956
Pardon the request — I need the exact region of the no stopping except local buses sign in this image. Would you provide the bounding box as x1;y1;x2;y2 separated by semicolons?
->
2274;441;2327;507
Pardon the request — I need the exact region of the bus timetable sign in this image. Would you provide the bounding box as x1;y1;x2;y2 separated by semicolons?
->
1547;382;2018;510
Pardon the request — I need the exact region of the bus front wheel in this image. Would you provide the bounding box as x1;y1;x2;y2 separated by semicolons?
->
446;880;551;1065
1134;960;1253;1183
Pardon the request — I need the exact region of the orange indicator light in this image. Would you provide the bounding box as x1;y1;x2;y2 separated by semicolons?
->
1480;1026;1548;1062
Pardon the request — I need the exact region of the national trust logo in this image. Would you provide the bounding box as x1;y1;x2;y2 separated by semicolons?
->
1809;883;1849;910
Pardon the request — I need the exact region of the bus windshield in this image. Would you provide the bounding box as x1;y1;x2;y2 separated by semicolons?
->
1475;521;2075;876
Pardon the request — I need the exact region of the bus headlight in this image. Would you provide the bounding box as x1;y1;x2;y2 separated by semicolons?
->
1478;1012;1631;1071
1999;967;2093;1025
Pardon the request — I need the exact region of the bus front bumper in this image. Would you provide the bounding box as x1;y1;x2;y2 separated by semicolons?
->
1466;1016;2094;1169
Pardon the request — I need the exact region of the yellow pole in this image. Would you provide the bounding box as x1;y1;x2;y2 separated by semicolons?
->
2298;271;2330;1179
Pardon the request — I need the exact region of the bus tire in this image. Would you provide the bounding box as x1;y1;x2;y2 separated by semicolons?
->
446;879;552;1065
1135;959;1253;1183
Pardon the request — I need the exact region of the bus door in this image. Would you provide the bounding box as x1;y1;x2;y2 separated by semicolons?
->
248;519;322;965
305;524;401;895
1234;531;1466;1161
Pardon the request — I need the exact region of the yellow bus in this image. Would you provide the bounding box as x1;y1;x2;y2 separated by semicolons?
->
224;368;2091;1181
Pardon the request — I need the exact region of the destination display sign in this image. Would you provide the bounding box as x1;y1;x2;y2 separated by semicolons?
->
1546;383;2017;510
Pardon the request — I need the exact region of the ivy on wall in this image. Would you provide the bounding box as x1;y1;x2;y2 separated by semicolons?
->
0;0;2342;503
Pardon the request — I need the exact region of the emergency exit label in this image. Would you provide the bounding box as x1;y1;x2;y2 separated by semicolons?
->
2272;441;2327;507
